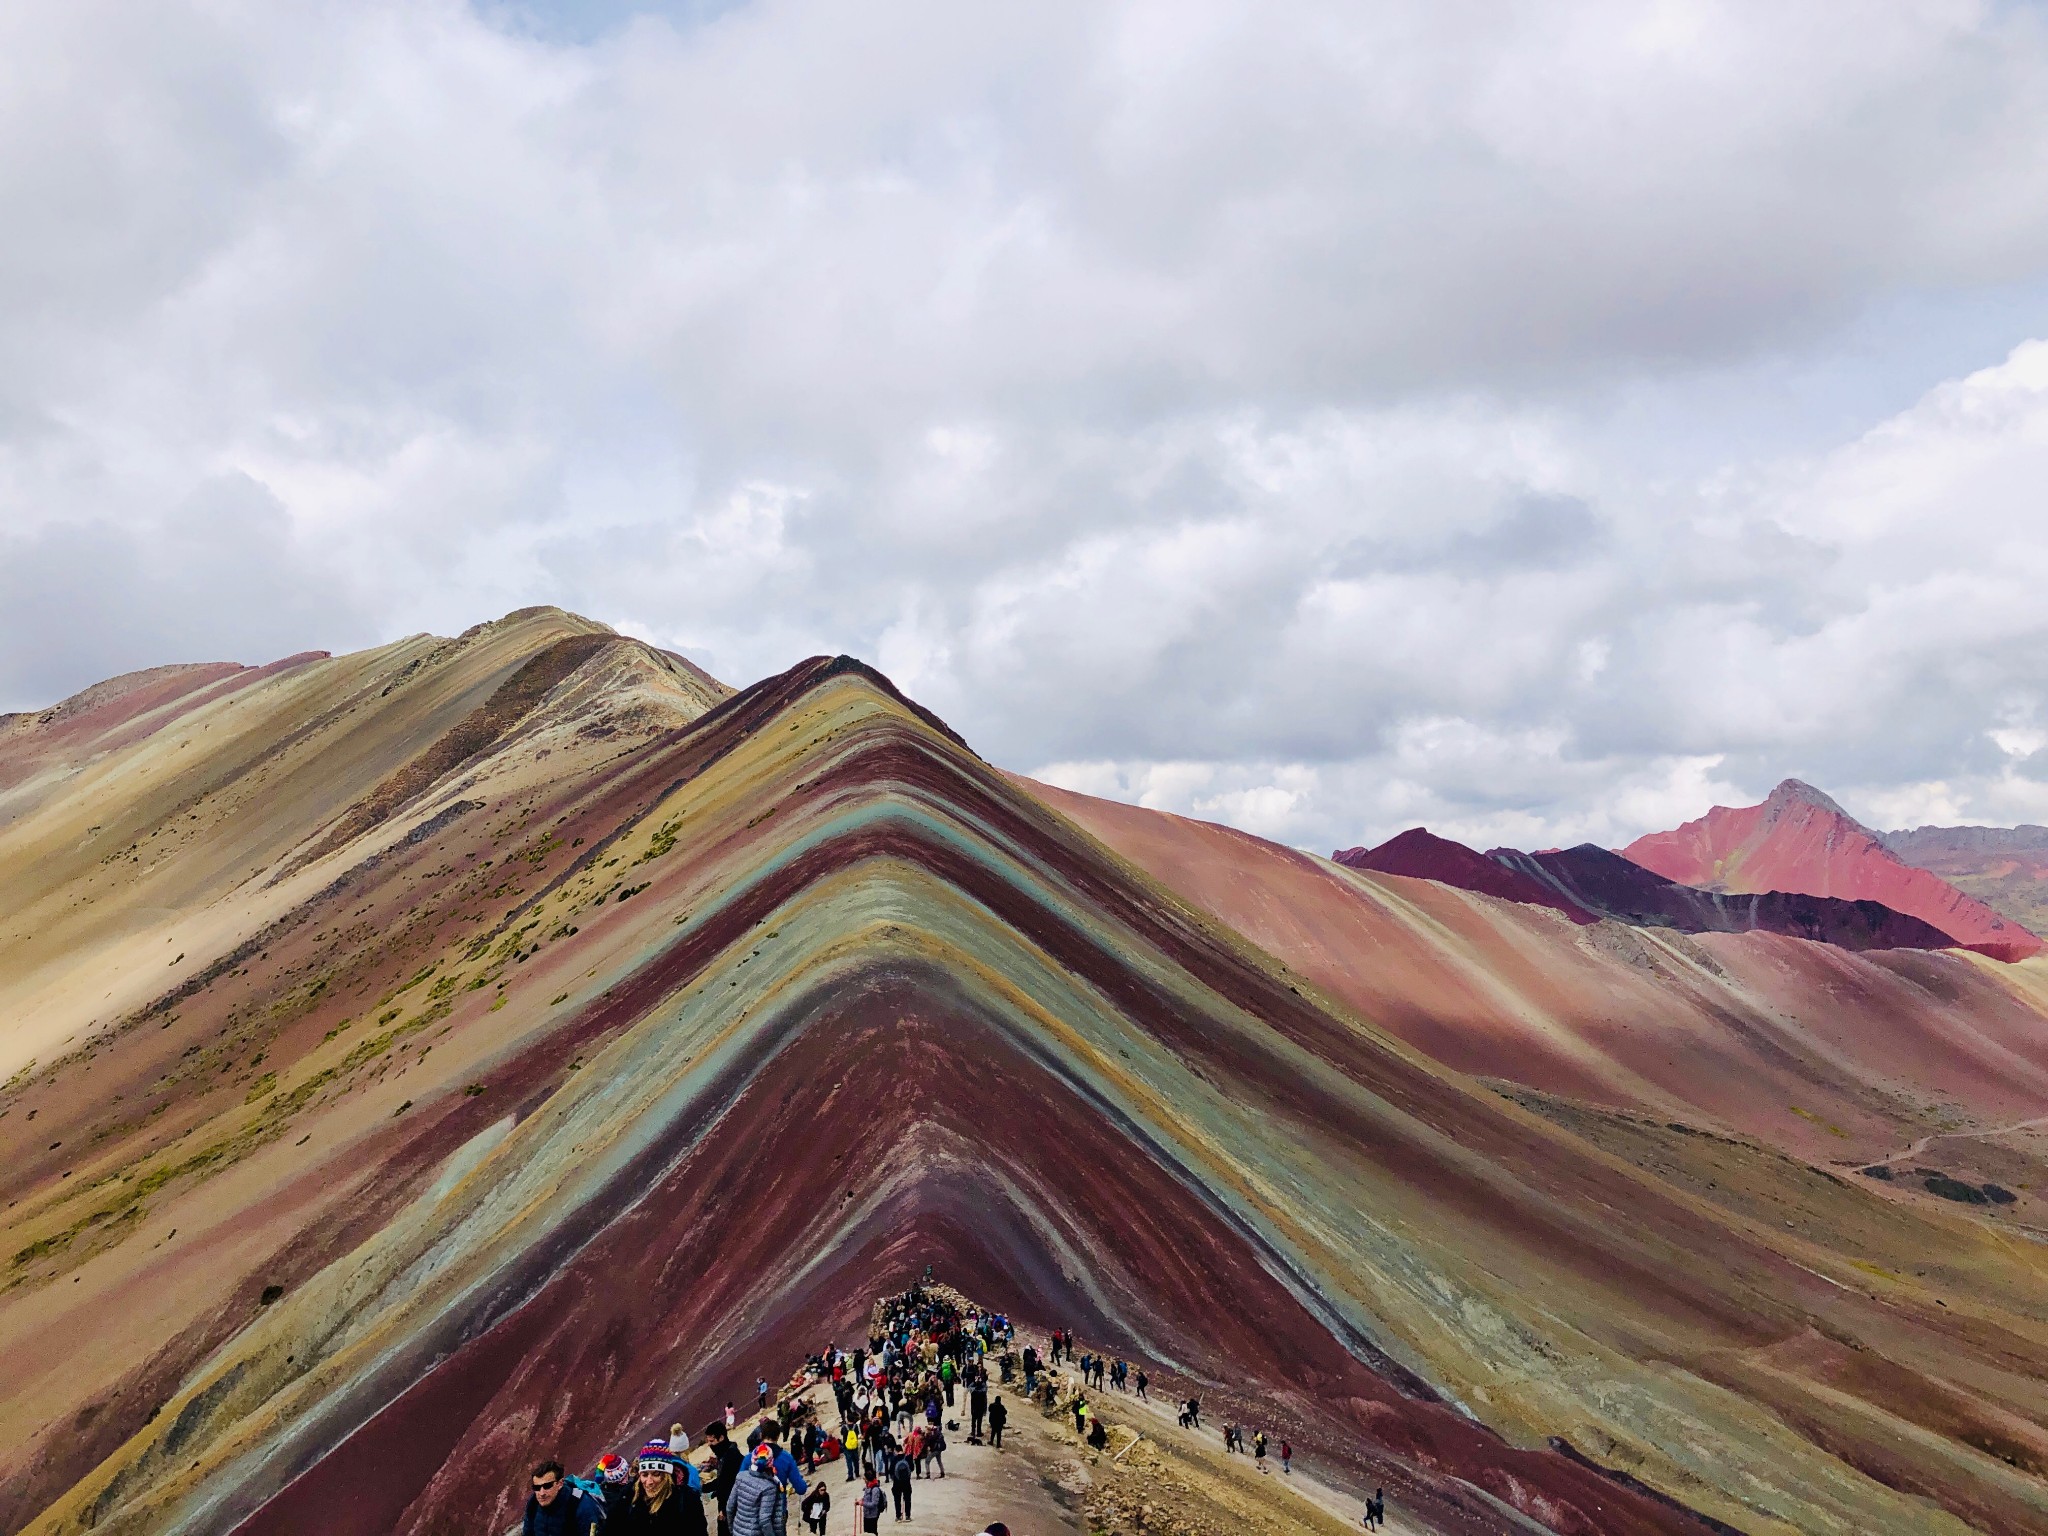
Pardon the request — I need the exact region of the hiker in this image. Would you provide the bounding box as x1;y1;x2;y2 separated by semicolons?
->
987;1395;1008;1449
706;1422;745;1531
668;1426;704;1493
746;1423;808;1496
1185;1397;1201;1430
1134;1368;1148;1402
726;1403;739;1431
858;1474;887;1535
593;1454;636;1524
889;1448;914;1520
726;1445;789;1536
925;1423;947;1478
1087;1417;1109;1452
1072;1395;1088;1435
1253;1430;1268;1473
1362;1489;1385;1530
969;1377;988;1442
799;1484;830;1535
1280;1439;1292;1475
757;1377;771;1411
621;1443;709;1536
524;1460;603;1536
842;1425;863;1482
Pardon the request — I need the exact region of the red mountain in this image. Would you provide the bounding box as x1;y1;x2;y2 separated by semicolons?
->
1621;779;2042;962
1334;827;1598;923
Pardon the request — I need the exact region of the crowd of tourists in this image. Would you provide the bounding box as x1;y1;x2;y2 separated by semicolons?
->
519;1283;1389;1534
520;1287;1020;1536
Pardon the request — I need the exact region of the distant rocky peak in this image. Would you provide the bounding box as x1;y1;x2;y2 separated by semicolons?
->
1763;778;1855;823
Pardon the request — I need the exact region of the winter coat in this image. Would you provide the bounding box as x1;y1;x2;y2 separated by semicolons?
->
726;1459;789;1536
616;1487;709;1536
599;1481;637;1525
524;1487;603;1536
709;1442;744;1511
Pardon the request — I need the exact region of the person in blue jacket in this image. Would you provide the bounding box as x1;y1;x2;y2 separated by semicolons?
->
523;1460;602;1536
746;1421;810;1495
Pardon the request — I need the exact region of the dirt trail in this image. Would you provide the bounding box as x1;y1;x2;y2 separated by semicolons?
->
1873;1109;2048;1166
773;1358;1412;1536
780;1379;1085;1536
1066;1370;1416;1533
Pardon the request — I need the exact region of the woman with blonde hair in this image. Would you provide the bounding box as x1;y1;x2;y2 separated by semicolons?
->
621;1442;708;1535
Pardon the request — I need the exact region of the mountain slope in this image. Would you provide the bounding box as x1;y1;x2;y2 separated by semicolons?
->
1335;828;1599;923
1490;843;1958;952
1885;823;2048;936
1031;781;2048;1533
5;629;2048;1536
1621;779;2043;961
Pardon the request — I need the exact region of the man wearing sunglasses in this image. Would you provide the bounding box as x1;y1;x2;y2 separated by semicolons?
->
523;1460;603;1536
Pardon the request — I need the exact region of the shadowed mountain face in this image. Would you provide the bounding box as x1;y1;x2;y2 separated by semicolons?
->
1334;828;1599;924
8;619;2048;1536
1489;843;1959;953
1623;780;2043;962
1336;827;1953;953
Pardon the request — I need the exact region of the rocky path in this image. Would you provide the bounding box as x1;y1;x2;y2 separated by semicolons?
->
777;1363;1410;1536
781;1378;1086;1536
1071;1372;1418;1533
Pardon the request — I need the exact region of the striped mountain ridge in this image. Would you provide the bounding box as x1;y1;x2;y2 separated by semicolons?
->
2;618;2047;1536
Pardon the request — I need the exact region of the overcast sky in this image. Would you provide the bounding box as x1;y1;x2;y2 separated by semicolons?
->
7;1;2048;852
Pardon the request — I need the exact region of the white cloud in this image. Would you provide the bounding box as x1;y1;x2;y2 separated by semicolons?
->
8;1;2048;852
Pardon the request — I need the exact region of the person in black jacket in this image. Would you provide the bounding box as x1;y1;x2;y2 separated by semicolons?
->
619;1443;709;1536
799;1483;831;1534
704;1422;743;1535
523;1461;602;1536
987;1396;1008;1449
888;1451;913;1520
593;1454;636;1525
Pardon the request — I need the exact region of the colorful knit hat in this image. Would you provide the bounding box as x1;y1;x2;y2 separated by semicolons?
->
637;1441;678;1474
597;1453;629;1484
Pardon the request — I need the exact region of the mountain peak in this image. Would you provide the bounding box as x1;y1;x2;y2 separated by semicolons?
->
1621;783;2042;960
1764;778;1853;821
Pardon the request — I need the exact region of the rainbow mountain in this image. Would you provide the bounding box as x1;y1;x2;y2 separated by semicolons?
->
5;610;2048;1535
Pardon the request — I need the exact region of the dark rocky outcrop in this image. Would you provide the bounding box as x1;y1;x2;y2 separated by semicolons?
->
1489;844;1957;953
1334;828;1598;923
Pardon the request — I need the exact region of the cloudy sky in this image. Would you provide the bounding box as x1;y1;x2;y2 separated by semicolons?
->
6;0;2048;852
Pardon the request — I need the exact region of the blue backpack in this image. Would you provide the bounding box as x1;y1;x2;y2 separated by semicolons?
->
565;1476;610;1522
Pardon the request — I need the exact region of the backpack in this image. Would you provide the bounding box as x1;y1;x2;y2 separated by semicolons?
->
561;1480;608;1523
